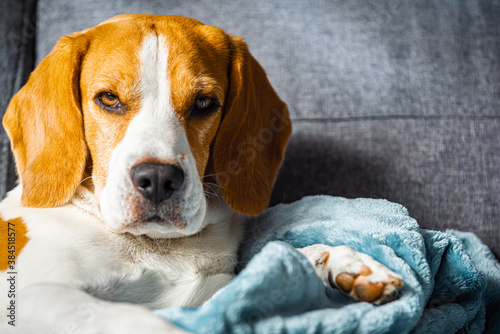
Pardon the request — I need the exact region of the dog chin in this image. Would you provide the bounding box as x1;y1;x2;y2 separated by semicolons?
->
103;204;208;239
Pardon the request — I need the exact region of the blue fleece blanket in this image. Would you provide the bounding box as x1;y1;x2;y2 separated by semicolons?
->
155;196;500;333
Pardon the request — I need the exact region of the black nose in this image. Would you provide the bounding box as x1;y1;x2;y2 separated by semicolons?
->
130;163;185;204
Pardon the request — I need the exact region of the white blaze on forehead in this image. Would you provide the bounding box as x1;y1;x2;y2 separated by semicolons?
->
140;33;171;121
124;32;189;159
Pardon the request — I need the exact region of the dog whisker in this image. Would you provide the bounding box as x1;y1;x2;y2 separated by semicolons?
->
203;181;232;194
201;173;225;179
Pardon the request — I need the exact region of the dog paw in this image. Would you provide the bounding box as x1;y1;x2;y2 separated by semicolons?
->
299;244;404;305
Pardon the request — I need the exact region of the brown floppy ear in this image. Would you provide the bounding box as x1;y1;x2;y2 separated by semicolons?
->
213;37;292;216
2;33;89;208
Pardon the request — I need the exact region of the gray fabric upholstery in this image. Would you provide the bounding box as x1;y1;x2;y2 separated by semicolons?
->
0;0;37;199
1;0;499;262
271;118;500;255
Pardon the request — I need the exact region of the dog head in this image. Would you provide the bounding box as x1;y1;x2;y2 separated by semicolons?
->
3;15;291;238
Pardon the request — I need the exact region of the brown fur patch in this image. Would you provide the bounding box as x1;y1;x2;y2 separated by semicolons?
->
3;34;89;208
211;37;292;215
0;216;29;271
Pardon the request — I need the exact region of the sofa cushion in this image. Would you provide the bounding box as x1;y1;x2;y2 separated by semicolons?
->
0;0;37;199
272;118;500;258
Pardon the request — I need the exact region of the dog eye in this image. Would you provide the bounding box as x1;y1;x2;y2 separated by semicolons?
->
100;93;119;107
195;96;213;110
190;96;219;118
95;92;123;112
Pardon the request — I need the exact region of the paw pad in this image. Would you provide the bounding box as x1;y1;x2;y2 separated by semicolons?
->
299;245;405;305
329;269;404;304
353;278;384;302
322;253;404;304
331;272;355;293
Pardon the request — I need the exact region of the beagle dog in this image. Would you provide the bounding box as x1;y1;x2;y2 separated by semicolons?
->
0;15;404;333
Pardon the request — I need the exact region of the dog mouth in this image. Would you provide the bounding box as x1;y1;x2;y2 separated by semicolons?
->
104;196;205;237
136;212;188;230
144;215;163;223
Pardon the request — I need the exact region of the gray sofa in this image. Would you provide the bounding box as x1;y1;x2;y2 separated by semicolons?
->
1;0;499;265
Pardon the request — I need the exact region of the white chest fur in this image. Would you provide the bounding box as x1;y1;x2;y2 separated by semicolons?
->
0;185;243;309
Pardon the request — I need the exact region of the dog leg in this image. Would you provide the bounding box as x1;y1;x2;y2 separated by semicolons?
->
298;244;404;304
11;283;188;334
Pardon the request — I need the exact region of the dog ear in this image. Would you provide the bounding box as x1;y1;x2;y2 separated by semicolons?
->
212;37;292;216
2;33;89;208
